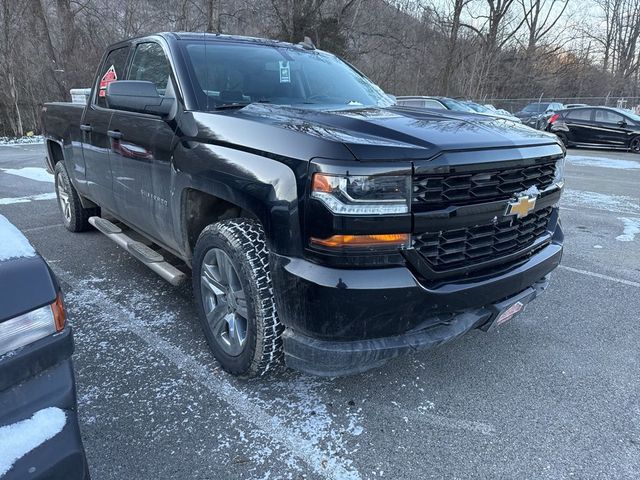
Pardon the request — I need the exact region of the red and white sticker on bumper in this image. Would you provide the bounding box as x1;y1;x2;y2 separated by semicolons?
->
99;65;117;97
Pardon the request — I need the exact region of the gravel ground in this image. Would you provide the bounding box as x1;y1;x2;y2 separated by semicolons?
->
1;144;638;480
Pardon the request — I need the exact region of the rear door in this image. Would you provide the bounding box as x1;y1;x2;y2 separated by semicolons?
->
593;109;629;147
80;45;130;208
563;108;594;143
107;41;179;249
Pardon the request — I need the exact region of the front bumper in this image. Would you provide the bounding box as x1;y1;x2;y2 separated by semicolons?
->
282;277;549;376
0;329;89;480
272;226;562;376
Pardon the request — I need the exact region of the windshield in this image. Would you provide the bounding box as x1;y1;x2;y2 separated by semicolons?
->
181;41;394;110
523;103;549;113
612;107;640;122
440;98;475;112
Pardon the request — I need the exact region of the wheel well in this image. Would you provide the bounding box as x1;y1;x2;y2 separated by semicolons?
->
183;189;256;257
48;141;64;166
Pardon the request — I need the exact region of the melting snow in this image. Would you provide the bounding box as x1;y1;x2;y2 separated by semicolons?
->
0;214;36;261
616;217;640;242
1;167;53;183
562;190;639;215
567;155;640;170
0;407;66;477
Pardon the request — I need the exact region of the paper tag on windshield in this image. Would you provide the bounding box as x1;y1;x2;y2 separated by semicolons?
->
279;61;291;83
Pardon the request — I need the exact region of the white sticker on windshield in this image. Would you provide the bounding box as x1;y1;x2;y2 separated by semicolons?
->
279;61;291;83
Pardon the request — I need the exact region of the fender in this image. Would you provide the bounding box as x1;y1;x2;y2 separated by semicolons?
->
172;140;303;259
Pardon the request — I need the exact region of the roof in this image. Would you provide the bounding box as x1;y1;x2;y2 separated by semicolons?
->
164;32;302;49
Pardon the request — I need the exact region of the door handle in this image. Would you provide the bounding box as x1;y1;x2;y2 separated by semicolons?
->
80;124;93;132
107;130;123;139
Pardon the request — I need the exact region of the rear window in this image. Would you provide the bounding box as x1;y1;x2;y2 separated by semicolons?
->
94;46;130;108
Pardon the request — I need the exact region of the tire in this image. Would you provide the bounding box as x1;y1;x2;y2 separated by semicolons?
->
630;136;640;154
192;218;283;377
556;132;569;147
54;162;99;232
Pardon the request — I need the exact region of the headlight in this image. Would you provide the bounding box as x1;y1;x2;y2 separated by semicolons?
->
554;156;566;186
0;294;66;356
311;173;410;215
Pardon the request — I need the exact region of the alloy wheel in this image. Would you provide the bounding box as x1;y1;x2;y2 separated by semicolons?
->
200;248;249;356
56;173;72;223
631;137;640;153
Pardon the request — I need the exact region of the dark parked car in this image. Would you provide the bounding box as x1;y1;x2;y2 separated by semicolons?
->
42;33;565;377
397;96;521;122
548;106;640;153
515;102;565;129
0;215;89;479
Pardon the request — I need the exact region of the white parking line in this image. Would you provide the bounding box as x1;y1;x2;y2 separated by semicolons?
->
0;192;56;205
58;271;362;480
1;167;53;183
559;265;640;288
22;223;64;233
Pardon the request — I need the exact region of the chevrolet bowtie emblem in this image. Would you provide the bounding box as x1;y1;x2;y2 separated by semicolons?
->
505;195;537;219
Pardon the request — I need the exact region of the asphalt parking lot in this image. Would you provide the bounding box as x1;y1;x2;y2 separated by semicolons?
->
1;143;639;479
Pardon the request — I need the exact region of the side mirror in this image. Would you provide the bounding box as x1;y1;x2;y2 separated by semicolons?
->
106;80;174;117
617;120;627;127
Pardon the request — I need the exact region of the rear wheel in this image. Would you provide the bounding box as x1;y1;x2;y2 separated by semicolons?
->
54;162;99;232
630;136;640;154
192;218;283;377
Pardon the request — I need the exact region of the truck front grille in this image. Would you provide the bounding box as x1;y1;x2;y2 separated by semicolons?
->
412;160;557;210
413;207;553;271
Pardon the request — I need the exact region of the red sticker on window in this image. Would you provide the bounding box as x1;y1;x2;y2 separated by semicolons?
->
99;65;117;97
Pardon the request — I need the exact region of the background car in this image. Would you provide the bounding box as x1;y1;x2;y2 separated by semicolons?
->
0;214;89;480
565;103;588;109
397;96;520;122
547;106;640;153
460;100;521;122
514;102;565;129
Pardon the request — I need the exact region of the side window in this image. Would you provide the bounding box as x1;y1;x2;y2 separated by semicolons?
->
566;109;592;121
94;46;130;108
129;43;172;96
595;109;624;124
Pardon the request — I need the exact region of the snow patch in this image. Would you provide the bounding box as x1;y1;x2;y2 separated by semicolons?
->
0;135;44;146
616;217;640;242
562;189;639;215
520;185;541;197
0;407;66;477
567;155;640;170
0;214;36;261
1;167;53;183
0;192;57;205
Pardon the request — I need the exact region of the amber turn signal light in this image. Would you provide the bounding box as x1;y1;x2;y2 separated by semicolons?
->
51;293;67;332
310;233;410;249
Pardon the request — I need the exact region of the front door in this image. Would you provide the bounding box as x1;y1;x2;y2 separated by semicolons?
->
107;41;179;250
593;109;629;147
80;45;130;209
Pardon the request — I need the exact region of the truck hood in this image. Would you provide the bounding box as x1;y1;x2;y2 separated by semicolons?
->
234;104;560;160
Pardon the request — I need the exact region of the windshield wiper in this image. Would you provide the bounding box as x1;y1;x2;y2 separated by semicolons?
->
214;100;271;110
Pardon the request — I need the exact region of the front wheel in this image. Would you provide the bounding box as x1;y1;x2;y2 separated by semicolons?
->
192;218;283;377
630;136;640;154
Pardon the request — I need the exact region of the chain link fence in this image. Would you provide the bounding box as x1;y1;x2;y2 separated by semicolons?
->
480;97;640;115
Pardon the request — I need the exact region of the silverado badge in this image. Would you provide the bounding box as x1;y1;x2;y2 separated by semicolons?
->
505;195;537;219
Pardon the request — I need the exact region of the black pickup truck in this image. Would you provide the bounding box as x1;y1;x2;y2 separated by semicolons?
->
42;32;565;377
